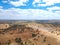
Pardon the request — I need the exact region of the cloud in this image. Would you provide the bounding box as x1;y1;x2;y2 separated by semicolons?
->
2;0;60;8
0;0;60;20
47;6;60;13
47;6;60;10
33;0;60;6
9;0;29;6
0;8;60;20
2;1;8;3
0;6;3;9
32;0;41;4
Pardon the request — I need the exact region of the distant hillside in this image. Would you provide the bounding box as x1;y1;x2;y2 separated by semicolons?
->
0;20;60;24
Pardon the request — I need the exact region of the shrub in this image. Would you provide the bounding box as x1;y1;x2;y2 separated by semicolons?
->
32;33;37;37
43;37;46;42
6;40;11;45
48;44;50;45
15;38;22;43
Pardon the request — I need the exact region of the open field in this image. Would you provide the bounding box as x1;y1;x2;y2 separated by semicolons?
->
0;20;60;45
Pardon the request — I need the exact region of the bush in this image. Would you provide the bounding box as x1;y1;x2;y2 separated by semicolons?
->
32;33;37;37
6;40;11;45
43;37;46;42
15;38;22;43
48;44;50;45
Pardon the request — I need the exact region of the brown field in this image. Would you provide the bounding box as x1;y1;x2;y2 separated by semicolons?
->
0;22;60;45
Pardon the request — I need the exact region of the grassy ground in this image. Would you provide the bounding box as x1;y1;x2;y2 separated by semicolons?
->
0;23;60;45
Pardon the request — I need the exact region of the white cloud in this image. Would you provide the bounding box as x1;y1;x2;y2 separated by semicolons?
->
43;0;60;6
2;1;8;3
9;0;29;6
2;0;9;3
0;6;3;9
2;0;60;7
32;0;41;4
33;0;60;6
0;8;60;20
47;6;60;10
47;6;60;13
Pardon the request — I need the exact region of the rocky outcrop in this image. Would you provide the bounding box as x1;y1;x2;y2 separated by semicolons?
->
0;24;10;29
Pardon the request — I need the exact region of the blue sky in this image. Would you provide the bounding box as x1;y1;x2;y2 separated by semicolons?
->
0;0;60;20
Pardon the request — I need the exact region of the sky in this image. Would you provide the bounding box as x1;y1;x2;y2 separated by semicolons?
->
0;0;60;20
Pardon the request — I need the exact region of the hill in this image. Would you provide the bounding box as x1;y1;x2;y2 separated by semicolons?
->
0;22;60;45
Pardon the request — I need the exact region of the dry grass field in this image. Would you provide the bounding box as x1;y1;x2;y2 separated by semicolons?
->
0;21;60;45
